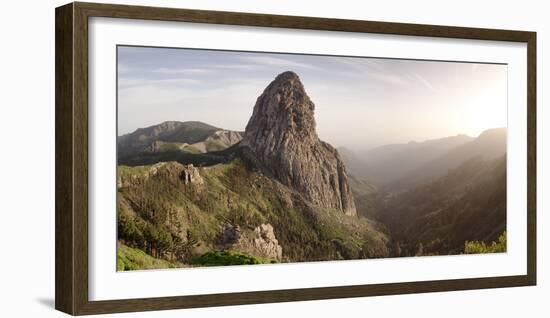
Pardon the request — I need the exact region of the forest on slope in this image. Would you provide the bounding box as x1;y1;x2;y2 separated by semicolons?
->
116;72;507;270
116;72;393;270
347;128;507;257
116;120;507;270
117;153;390;270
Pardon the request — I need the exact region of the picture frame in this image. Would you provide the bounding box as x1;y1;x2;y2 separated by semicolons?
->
55;1;536;315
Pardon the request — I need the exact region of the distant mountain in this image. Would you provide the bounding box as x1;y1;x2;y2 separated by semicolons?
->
118;121;243;160
341;128;506;192
390;128;506;190
342;134;474;185
376;155;506;256
191;130;243;153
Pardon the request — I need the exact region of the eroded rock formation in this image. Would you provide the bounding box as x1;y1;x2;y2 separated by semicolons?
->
241;71;356;216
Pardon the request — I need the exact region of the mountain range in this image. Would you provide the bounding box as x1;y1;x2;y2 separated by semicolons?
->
118;121;243;159
341;127;506;191
116;71;507;270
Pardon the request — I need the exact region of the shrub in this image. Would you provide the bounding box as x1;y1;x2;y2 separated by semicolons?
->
189;250;272;266
464;231;506;254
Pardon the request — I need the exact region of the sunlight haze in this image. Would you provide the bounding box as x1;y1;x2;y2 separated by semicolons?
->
118;46;507;150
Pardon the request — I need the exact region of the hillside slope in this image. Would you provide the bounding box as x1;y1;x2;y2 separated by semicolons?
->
116;72;389;270
377;155;507;256
117;159;390;269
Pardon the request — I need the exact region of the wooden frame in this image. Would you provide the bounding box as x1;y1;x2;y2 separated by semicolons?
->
55;2;537;315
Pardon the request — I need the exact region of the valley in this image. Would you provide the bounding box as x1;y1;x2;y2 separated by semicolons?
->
116;71;507;270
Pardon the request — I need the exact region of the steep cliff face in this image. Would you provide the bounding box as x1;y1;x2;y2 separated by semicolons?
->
241;71;356;216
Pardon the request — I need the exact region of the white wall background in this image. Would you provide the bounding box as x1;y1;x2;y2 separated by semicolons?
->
0;0;547;316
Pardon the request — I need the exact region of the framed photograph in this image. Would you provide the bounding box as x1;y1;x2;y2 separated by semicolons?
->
55;2;536;315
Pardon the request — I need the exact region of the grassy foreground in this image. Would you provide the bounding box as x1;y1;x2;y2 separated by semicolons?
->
117;243;181;271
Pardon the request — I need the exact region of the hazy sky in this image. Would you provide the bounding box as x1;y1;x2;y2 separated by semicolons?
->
118;46;507;150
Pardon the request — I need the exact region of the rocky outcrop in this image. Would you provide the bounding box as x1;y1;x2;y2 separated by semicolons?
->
117;162;203;188
218;223;283;261
219;223;242;245
241;71;356;216
179;164;204;185
251;223;283;260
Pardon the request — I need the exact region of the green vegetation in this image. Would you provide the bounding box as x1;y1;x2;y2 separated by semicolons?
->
373;155;507;256
153;141;187;152
347;175;380;219
182;144;202;154
464;231;506;254
117;164;151;176
117;147;230;167
150;141;200;154
118;163;218;263
190;250;275;266
116;151;506;270
117;243;181;271
117;158;390;270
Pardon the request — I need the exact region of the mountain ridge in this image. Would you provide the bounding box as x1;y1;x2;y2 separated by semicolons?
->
340;128;506;191
390;127;506;190
118;121;243;160
342;134;475;184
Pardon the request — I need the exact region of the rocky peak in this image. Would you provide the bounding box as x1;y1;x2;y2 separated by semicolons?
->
242;71;356;216
243;71;317;147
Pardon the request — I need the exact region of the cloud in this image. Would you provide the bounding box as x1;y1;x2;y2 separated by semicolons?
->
118;77;202;89
410;72;436;91
117;46;505;148
214;64;259;71
117;63;131;75
143;55;324;77
371;73;409;87
117;79;267;135
326;57;411;87
337;58;388;73
152;68;211;75
237;55;321;71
